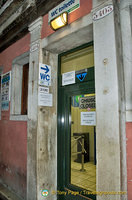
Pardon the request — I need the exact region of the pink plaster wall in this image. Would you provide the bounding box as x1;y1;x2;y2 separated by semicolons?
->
0;33;30;199
126;122;132;200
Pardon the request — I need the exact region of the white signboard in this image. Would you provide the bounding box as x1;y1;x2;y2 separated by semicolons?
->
62;71;75;86
1;71;11;111
93;5;113;21
48;0;80;23
38;93;53;107
39;63;51;86
81;112;96;126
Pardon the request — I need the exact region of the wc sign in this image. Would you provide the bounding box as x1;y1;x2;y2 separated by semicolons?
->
39;63;51;86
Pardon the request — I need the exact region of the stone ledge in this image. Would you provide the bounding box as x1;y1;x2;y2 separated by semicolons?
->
0;184;22;200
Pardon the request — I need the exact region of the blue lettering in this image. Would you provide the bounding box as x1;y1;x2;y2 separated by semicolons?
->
40;73;50;82
46;75;50;81
51;9;58;17
40;73;46;80
59;7;62;12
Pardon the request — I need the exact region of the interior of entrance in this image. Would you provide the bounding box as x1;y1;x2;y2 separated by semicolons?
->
60;44;96;193
71;94;96;191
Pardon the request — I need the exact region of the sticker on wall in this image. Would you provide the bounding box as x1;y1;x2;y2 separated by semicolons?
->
39;86;49;94
62;71;75;86
81;111;96;126
93;5;113;21
39;63;51;86
1;71;11;111
76;72;87;82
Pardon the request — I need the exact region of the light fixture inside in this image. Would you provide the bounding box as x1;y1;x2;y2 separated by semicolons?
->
50;12;68;31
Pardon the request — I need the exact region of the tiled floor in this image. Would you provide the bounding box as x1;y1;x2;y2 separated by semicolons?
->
71;161;96;191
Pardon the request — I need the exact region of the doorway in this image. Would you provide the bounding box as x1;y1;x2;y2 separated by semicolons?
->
58;43;96;200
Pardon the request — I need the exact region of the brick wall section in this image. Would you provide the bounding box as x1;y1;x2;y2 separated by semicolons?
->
126;122;132;200
0;33;30;199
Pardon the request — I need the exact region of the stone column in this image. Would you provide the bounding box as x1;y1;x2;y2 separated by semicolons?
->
92;0;126;199
37;50;58;200
120;1;132;199
27;17;43;200
120;0;132;122
28;17;58;200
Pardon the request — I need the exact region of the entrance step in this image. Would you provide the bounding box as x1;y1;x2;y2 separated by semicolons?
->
0;184;23;200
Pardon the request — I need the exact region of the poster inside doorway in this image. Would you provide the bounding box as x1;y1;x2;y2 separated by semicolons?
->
81;111;96;126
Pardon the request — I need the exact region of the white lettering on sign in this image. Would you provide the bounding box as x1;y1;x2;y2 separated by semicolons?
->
93;5;113;21
62;71;75;86
48;0;80;23
39;63;51;86
81;112;96;126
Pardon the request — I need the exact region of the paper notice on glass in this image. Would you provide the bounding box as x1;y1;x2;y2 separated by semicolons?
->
81;112;96;126
62;71;75;86
38;93;52;107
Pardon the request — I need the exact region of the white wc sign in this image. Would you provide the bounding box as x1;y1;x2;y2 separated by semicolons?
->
39;63;51;86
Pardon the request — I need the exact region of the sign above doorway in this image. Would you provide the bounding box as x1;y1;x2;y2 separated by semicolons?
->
48;0;80;23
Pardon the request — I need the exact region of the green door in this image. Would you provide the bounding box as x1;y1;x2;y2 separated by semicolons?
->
58;44;96;200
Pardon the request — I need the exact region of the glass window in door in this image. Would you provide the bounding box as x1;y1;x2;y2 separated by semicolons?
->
70;94;96;192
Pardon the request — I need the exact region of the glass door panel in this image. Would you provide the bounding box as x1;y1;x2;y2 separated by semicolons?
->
70;94;96;192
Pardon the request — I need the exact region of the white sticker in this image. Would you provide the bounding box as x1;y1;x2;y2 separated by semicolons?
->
38;93;53;107
39;86;49;94
62;71;75;86
81;112;96;126
39;63;51;86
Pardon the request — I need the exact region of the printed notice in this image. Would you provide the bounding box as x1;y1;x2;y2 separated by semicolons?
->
81;112;96;126
62;71;75;86
38;93;53;107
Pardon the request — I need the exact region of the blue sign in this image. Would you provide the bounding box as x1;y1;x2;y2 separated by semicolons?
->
1;72;11;111
39;63;51;86
76;72;87;82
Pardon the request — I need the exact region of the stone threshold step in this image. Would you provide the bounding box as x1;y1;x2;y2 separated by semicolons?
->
0;184;23;200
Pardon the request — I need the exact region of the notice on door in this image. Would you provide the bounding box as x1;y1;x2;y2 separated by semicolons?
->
81;112;96;126
62;71;75;86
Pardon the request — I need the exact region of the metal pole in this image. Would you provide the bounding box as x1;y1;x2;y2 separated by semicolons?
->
80;135;85;172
